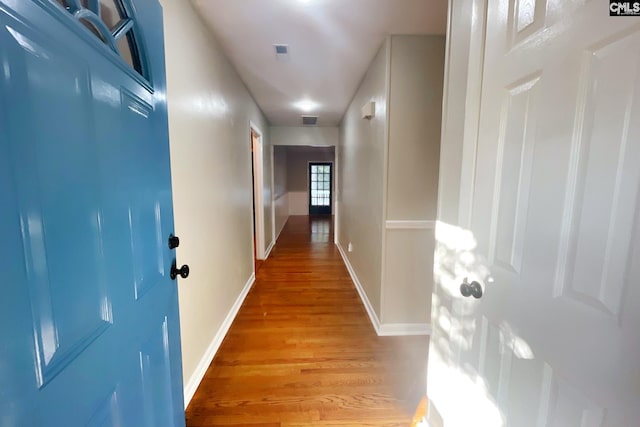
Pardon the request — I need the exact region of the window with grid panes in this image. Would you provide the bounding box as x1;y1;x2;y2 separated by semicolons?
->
309;163;332;215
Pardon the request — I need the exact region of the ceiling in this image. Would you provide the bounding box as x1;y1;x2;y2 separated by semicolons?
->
190;0;448;126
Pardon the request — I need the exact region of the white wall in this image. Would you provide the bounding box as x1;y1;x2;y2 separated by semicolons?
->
160;0;272;406
271;126;339;146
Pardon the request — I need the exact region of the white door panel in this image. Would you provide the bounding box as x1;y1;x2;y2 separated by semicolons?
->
428;0;640;426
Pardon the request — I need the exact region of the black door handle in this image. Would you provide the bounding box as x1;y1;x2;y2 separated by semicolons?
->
460;281;472;297
460;280;483;299
168;234;180;250
170;260;189;280
469;281;483;299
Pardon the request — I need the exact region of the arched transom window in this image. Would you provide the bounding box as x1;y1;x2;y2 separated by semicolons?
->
54;0;145;77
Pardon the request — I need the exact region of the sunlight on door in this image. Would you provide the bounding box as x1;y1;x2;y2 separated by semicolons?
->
428;221;503;426
428;221;538;427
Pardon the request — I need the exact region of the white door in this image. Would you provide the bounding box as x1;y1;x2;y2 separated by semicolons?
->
428;0;640;426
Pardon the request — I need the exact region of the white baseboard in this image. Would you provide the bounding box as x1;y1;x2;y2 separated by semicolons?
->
267;215;289;258
336;242;431;337
378;323;431;336
275;215;289;242
264;239;275;259
183;273;255;408
336;242;382;334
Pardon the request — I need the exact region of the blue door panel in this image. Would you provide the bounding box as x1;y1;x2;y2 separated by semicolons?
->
4;23;114;388
86;389;122;427
0;100;41;426
0;0;185;425
166;292;186;427
118;90;170;301
140;317;176;427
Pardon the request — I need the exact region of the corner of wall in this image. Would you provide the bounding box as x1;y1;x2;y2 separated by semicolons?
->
335;39;390;331
379;34;393;325
381;35;445;329
336;242;381;334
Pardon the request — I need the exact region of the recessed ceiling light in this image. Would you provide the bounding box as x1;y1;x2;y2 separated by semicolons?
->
293;99;318;112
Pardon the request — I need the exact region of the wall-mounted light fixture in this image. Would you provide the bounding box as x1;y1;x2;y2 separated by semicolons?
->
361;101;375;120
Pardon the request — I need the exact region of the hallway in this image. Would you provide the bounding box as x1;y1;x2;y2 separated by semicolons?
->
186;216;429;426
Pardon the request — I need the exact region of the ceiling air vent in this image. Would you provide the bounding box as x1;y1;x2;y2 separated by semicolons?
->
274;44;290;61
302;116;318;126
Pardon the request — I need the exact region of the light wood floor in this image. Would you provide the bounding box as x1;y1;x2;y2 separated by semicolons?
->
186;215;429;426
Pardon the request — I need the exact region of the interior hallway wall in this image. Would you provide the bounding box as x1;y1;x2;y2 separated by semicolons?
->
273;146;288;238
338;35;445;333
337;40;389;321
160;0;272;406
382;35;445;325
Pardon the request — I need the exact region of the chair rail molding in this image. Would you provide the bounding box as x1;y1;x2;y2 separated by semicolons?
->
385;220;436;230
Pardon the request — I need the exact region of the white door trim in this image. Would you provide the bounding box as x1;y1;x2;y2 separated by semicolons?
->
269;144;276;248
250;121;265;260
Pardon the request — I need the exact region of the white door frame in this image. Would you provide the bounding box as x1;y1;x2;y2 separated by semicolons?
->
250;122;266;260
334;144;339;244
269;144;276;246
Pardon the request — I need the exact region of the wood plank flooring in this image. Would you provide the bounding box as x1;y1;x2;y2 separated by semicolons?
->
186;215;429;426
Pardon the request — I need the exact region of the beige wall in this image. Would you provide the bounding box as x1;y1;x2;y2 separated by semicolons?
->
286;148;334;191
338;36;445;330
383;228;435;323
381;35;445;324
271;126;339;146
338;39;389;319
386;36;444;220
273;146;288;237
160;0;272;405
273;146;288;198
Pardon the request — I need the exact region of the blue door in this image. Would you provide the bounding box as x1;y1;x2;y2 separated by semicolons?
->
0;0;186;425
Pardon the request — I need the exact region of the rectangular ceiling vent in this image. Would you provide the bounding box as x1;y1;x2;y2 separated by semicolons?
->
302;115;318;126
274;44;288;54
274;44;290;61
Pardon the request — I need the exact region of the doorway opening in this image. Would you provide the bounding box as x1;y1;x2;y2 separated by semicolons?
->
308;162;332;215
250;124;265;272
